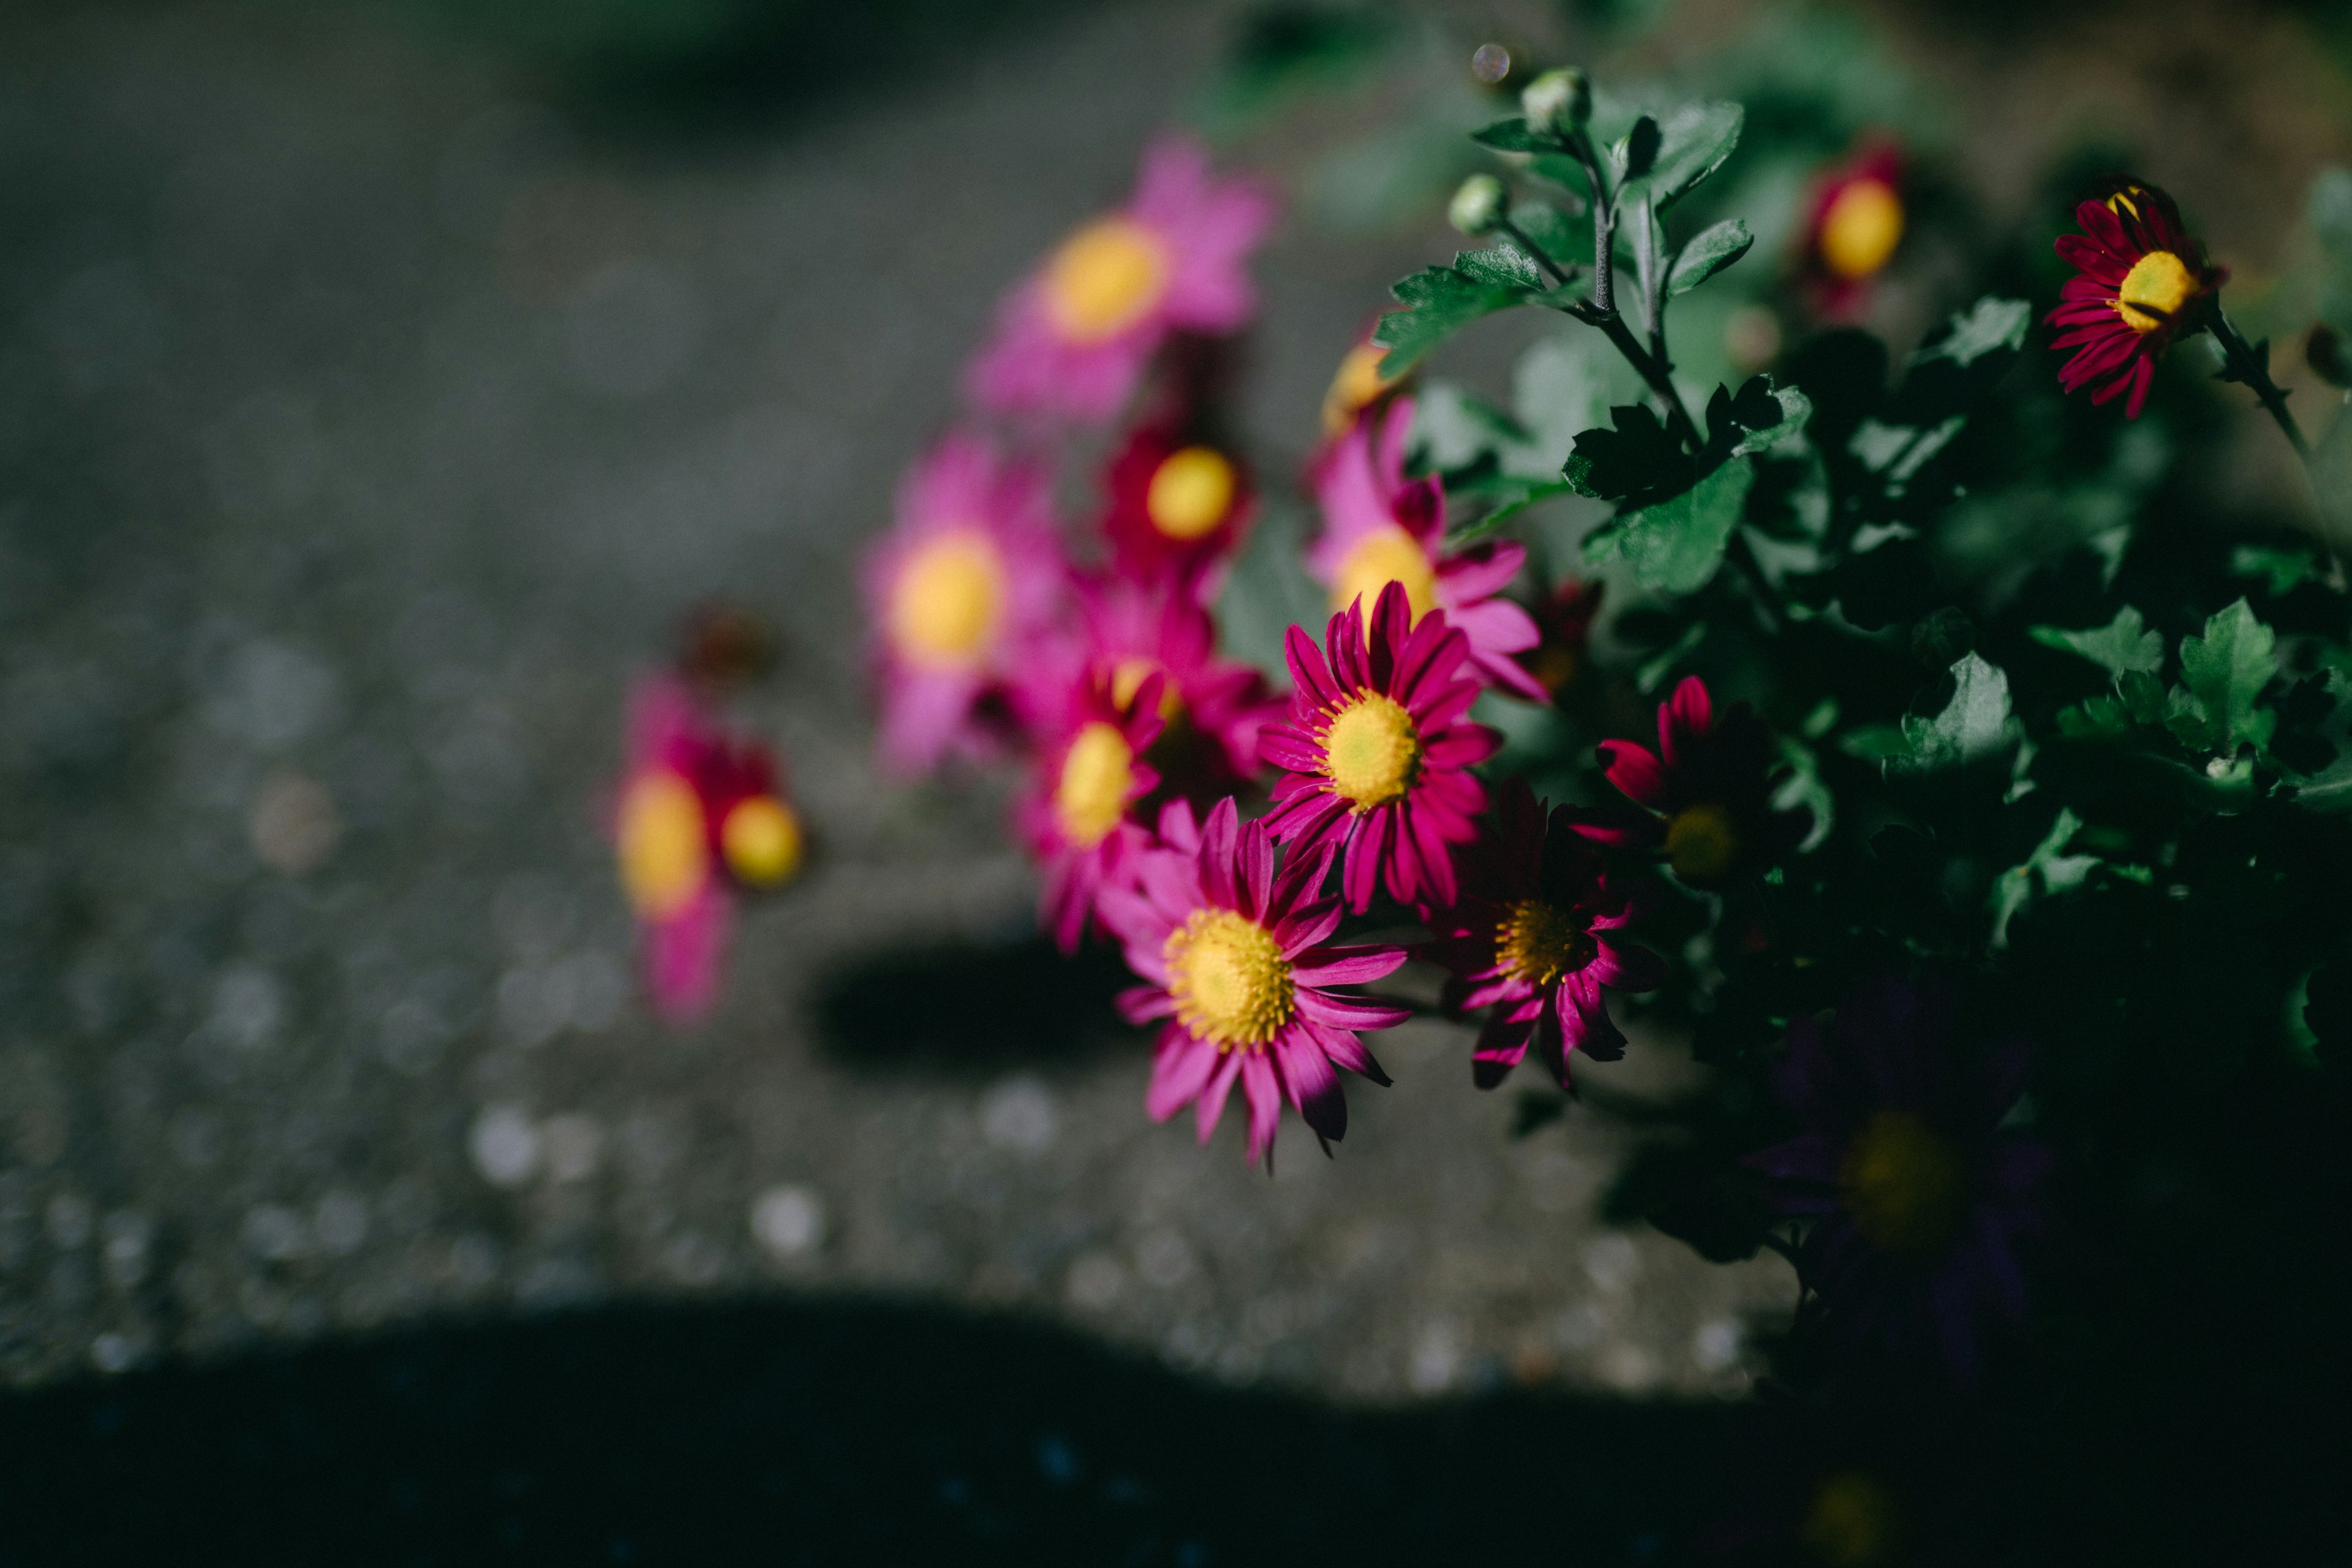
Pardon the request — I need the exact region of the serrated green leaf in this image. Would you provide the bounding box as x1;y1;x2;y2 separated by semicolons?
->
1456;244;1545;290
1665;219;1754;296
1562;403;1684;499
1988;807;2099;948
2165;598;2278;754
2231;544;2326;596
1887;654;2019;774
2029;606;2164;677
1375;250;1545;376
1582;457;1754;594
1727;382;1811;456
1915;297;2032;369
1618;101;1742;211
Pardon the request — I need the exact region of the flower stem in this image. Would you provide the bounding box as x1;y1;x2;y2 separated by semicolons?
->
2212;309;2312;464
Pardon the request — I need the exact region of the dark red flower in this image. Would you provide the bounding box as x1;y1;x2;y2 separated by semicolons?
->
1575;676;1808;888
1802;144;1906;313
1101;418;1257;589
2048;176;2226;419
1516;578;1604;704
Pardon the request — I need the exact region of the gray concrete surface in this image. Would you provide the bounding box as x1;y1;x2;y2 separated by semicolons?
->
0;0;1785;1396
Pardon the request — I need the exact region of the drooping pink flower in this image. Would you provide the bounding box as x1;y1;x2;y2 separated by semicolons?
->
1097;796;1409;1167
1015;668;1167;954
1260;581;1498;914
1072;571;1284;799
862;431;1068;777
1575;675;1811;888
965;134;1278;425
1423;778;1663;1089
1100;417;1257;590
1306;397;1546;702
611;674;807;1025
2047;176;2225;420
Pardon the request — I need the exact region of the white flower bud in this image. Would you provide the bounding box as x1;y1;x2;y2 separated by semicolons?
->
1520;68;1591;135
1449;174;1507;236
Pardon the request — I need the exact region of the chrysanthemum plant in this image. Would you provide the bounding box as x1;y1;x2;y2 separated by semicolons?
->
856;58;2352;1556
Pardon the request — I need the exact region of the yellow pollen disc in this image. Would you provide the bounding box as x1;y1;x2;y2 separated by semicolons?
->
1330;524;1439;631
1839;1110;1967;1261
720;795;804;888
1801;1472;1898;1568
890;532;1005;669
1498;898;1594;987
1818;178;1904;282
2115;249;2196;335
1145;447;1237;541
1321;692;1422;812
1044;217;1170;344
1665;803;1739;882
1320;342;1395;436
618;771;709;920
1054;721;1136;850
1110;656;1182;720
1164;907;1293;1049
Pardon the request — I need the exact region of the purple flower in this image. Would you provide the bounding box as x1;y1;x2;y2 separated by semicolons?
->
1746;974;2053;1377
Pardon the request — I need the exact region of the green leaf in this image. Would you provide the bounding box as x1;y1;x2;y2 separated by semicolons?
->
1472;117;1551;153
1617;116;1661;180
2164;598;2277;755
1374;247;1551;375
1988;807;2100;948
1722;379;1811;456
2232;544;2326;596
1447;480;1578;548
1665;219;1754;296
1913;297;2031;369
1509;200;1591;265
1562;404;1684;499
1885;654;2020;775
1582;457;1754;594
2029;606;2164;677
1618;102;1742;211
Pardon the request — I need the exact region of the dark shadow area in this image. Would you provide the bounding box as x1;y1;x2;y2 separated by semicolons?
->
811;933;1140;1076
0;1296;1743;1564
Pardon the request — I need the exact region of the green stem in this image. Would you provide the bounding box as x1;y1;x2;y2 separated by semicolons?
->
2212;309;2312;464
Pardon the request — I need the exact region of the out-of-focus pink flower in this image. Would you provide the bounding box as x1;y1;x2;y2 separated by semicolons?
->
1575;675;1811;888
1072;571;1284;799
965;134;1277;425
1423;778;1662;1090
1316;322;1409;445
612;674;806;1025
1101;418;1257;590
1260;582;1498;914
1015;668;1167;953
1306;398;1545;703
1518;577;1604;705
862;432;1068;777
1098;796;1409;1168
1801;144;1907;315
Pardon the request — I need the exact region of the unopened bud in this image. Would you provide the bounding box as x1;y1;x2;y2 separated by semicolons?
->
1449;175;1507;236
2310;323;2352;390
1520;68;1590;135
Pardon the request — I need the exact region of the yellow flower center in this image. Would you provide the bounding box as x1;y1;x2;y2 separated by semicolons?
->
1044;217;1170;344
618;771;709;920
1164;907;1294;1049
1838;1110;1967;1261
1330;524;1439;629
1665;804;1739;881
889;532;1005;669
1145;447;1237;541
1320;342;1396;436
1321;692;1421;811
720;795;804;888
1110;656;1183;720
1800;1471;1898;1568
2116;249;2196;334
1497;898;1594;987
1054;720;1136;849
1817;178;1904;281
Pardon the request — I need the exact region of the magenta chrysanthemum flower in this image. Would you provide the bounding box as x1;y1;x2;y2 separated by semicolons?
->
1423;779;1664;1090
1015;667;1166;954
1098;796;1409;1167
1074;571;1284;796
611;674;806;1025
965;134;1277;425
2048;178;2225;420
1306;397;1545;702
1261;581;1498;914
1100;417;1257;590
1744;974;2052;1378
862;432;1068;777
1575;676;1809;888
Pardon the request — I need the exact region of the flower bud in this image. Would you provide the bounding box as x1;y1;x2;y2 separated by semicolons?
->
2310;323;2351;390
1449;174;1507;236
1520;68;1590;135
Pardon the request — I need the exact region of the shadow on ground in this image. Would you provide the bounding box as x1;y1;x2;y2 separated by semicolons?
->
811;933;1142;1075
0;1296;1743;1563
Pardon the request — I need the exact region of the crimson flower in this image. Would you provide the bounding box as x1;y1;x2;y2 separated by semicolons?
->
1576;676;1809;888
1098;797;1409;1167
2049;177;2225;419
1424;779;1664;1089
1517;577;1604;704
1014;668;1166;953
1261;582;1498;914
1802;145;1906;313
1071;571;1283;798
1101;418;1256;589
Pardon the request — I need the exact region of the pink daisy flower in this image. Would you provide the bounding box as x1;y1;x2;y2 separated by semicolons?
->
1015;667;1167;954
1074;571;1285;797
1801;143;1907;315
1261;581;1499;914
611;674;807;1025
1099;417;1258;590
1098;796;1410;1167
965;134;1278;425
1423;778;1664;1090
1306;397;1546;703
1574;675;1811;888
2047;176;2225;421
862;431;1068;777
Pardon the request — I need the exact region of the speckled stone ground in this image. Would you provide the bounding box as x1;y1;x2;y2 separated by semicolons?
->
0;0;1793;1401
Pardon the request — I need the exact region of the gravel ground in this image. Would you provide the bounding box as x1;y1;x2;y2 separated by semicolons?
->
0;0;1789;1400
